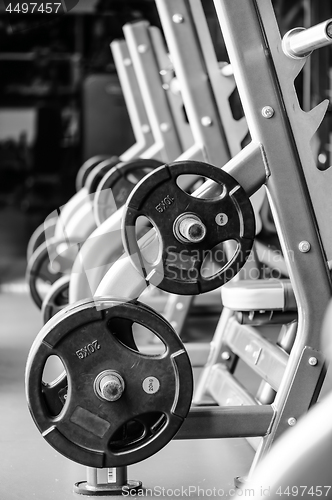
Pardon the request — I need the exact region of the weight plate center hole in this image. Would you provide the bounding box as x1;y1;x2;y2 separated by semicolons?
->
174;214;207;244
95;370;125;402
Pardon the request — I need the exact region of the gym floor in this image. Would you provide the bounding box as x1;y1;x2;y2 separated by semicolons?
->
0;208;256;499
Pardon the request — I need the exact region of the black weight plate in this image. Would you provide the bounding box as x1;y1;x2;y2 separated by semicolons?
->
85;156;120;196
122;161;255;295
26;298;193;468
26;238;79;309
42;275;70;324
94;159;163;226
75;156;111;192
